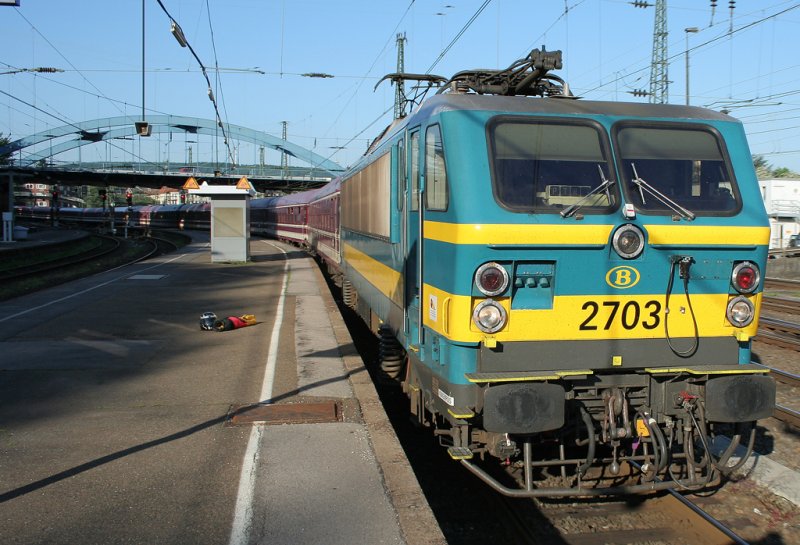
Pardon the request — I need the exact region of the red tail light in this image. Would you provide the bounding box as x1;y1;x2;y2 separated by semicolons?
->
475;262;509;297
731;261;759;294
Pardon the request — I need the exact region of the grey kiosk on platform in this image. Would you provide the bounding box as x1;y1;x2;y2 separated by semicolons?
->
186;177;255;262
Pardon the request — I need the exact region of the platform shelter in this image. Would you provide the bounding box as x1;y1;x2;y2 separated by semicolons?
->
186;177;255;262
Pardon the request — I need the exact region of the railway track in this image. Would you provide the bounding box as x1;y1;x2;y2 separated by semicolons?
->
757;316;800;351
757;366;800;429
0;233;121;282
764;277;800;292
755;285;800;428
498;487;751;545
0;234;162;301
762;278;800;314
767;366;800;389
761;296;800;314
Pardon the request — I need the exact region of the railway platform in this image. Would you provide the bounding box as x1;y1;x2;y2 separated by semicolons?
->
0;231;444;545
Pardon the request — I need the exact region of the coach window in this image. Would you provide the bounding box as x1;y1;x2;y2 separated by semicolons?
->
410;130;420;211
425;124;448;211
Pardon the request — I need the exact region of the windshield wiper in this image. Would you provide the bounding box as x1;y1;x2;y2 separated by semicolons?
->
629;163;696;221
561;165;615;218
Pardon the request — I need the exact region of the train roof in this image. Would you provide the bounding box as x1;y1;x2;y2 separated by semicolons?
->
411;93;737;123
365;93;738;157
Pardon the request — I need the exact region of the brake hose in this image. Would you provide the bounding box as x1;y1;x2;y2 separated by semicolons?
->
685;403;718;488
637;410;668;475
664;256;700;357
577;405;596;476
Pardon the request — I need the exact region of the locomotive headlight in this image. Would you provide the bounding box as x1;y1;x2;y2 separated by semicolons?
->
473;299;507;333
726;296;755;327
731;261;760;294
475;262;509;297
612;224;645;259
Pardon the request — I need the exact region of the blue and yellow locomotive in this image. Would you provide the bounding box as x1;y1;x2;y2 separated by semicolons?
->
14;49;776;497
338;49;775;496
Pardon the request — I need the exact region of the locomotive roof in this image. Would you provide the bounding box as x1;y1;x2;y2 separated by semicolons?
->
411;93;736;123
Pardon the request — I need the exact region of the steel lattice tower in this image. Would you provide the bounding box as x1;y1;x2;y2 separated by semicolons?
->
394;32;407;119
649;0;669;103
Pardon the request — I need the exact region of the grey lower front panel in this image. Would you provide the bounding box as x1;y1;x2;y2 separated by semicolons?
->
479;337;740;372
407;354;478;418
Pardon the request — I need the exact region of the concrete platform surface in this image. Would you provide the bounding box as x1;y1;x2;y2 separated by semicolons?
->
0;232;445;545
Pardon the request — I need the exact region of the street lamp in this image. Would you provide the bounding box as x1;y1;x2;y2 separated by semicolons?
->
137;0;151;137
684;27;699;106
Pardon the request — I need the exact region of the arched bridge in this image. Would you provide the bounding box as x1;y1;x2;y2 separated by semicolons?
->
0;116;345;192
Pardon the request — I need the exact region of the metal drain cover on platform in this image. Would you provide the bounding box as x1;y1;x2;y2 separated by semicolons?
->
127;274;167;280
226;402;340;425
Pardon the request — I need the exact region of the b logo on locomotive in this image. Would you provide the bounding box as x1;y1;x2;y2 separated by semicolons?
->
605;266;640;289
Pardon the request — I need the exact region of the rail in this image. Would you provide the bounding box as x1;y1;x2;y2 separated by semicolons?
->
496;478;752;545
761;296;800;314
774;405;800;429
752;364;800;429
0;234;121;282
757;316;800;351
764;277;800;292
768;248;800;258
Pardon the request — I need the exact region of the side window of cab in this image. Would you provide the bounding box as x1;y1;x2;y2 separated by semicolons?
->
425;124;448;211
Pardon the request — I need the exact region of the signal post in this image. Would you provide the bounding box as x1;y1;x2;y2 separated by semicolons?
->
184;176;254;263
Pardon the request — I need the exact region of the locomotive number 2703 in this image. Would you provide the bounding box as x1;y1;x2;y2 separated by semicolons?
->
579;300;662;331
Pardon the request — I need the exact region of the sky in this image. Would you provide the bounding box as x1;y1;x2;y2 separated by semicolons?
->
2;0;800;174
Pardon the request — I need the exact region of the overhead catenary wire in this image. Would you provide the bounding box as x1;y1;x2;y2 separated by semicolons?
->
517;0;588;61
154;0;236;170
4;2;800;172
0;61;178;118
320;0;417;145
580;3;800;99
205;0;232;167
426;0;493;74
0;87;158;167
325;0;495;167
0;61;84;129
12;8;134;125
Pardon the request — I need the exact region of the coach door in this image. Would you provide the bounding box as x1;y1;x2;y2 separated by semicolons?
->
404;129;423;348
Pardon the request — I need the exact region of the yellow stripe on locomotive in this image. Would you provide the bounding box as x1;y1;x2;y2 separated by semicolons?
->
421;285;762;344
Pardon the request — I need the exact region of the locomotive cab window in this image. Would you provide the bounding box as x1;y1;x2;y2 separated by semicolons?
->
397;137;405;211
410;130;420;212
614;124;741;216
425;124;448;211
489;118;616;214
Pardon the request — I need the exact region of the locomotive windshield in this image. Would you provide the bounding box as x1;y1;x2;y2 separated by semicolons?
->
489;119;617;214
614;125;741;216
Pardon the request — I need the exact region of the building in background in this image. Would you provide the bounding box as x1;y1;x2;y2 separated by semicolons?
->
760;179;800;249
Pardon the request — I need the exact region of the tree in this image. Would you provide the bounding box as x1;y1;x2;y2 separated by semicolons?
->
752;154;772;179
752;154;799;179
0;132;11;166
84;186;104;208
772;167;798;178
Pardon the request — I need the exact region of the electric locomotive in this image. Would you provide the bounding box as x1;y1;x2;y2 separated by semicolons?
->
12;49;776;497
336;49;775;496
